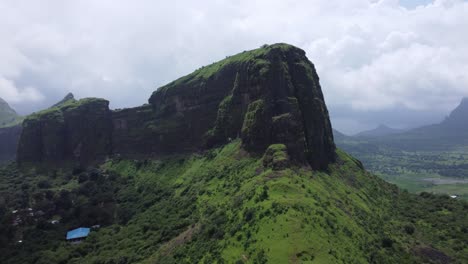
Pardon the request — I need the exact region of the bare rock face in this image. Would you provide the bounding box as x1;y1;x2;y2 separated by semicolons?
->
0;125;22;163
17;98;112;165
147;43;336;169
17;43;336;169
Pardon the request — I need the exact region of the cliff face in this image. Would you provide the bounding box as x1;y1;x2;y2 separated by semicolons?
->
0;125;22;162
17;98;112;165
147;44;335;168
17;43;335;169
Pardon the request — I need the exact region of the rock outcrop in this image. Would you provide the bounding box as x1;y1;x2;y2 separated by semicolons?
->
17;43;336;169
17;98;112;165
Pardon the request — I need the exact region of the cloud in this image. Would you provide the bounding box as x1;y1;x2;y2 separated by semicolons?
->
0;0;467;132
0;77;44;103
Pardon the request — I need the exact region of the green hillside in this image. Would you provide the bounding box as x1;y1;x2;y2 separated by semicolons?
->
1;141;466;263
0;97;22;127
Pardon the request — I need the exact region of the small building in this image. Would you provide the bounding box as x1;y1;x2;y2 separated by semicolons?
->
66;227;90;243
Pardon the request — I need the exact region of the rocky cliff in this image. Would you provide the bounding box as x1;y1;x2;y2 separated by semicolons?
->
17;98;112;165
0;125;22;163
17;43;336;169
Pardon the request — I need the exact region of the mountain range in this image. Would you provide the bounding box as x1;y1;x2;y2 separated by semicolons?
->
336;97;468;151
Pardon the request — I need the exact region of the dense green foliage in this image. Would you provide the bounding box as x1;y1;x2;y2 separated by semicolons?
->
0;141;466;263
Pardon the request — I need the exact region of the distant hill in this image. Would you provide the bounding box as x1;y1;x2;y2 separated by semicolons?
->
355;124;404;138
332;129;349;141
441;97;468;129
334;98;468;198
355;98;468;151
0;98;21;127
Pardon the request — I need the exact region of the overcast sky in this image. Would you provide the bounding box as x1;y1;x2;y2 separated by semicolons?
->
1;0;467;134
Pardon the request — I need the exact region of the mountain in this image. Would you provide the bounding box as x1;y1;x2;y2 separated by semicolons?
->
355;124;404;138
441;97;468;129
0;97;21;127
355;98;468;151
0;44;466;264
17;43;335;169
0;93;77;164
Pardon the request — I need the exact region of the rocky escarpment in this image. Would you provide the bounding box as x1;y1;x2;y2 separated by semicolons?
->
17;98;112;165
17;43;336;169
147;43;335;168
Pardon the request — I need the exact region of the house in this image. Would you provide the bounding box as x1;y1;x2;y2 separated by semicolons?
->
66;227;90;243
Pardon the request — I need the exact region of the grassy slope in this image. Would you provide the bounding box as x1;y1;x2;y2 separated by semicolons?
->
156;43;290;92
0;141;466;263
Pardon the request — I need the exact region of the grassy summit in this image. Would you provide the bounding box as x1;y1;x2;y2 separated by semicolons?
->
157;44;293;91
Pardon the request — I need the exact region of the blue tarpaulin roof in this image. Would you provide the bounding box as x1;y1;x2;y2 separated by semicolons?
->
66;227;90;240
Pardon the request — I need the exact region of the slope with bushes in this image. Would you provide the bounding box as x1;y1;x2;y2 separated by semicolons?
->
0;141;466;263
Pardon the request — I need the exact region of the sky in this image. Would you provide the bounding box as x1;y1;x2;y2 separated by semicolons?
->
0;0;467;134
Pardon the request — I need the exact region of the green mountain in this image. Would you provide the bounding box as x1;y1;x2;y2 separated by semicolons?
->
370;98;468;151
0;97;21;127
0;44;466;264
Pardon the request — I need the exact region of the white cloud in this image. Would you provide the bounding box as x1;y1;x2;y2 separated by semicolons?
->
0;0;467;126
0;77;44;103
